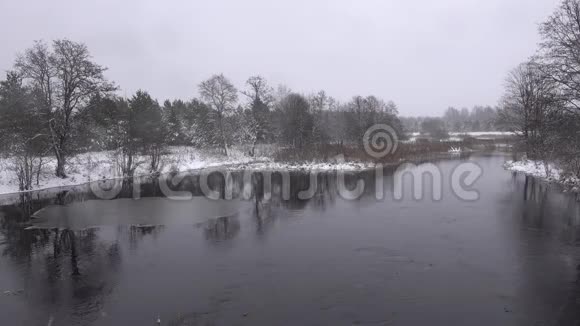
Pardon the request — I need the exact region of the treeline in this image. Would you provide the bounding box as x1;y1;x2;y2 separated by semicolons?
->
499;0;580;176
0;40;402;190
400;106;500;140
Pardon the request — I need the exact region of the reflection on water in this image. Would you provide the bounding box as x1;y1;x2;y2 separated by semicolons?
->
204;216;241;243
1;153;580;325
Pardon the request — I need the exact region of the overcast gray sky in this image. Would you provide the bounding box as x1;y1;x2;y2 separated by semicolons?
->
0;0;561;116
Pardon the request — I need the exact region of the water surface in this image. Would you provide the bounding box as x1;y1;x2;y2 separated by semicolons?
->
1;154;580;325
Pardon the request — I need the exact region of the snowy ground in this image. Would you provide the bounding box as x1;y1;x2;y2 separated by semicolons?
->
405;131;517;143
504;159;580;193
0;147;376;195
448;131;516;138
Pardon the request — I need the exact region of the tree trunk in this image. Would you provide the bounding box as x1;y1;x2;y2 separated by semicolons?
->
36;157;43;186
55;154;66;178
52;133;68;178
249;140;257;157
218;115;229;157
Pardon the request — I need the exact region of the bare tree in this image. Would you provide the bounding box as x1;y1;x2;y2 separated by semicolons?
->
231;109;259;156
540;0;580;112
278;93;314;149
346;95;381;143
241;75;274;105
308;90;331;144
534;0;580;174
15;40;115;178
0;71;49;190
241;76;273;146
198;74;238;156
499;61;559;157
324;98;349;146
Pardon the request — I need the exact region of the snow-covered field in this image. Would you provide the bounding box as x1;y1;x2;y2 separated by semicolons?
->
0;147;375;195
409;131;516;137
405;131;517;143
449;131;516;137
504;159;580;192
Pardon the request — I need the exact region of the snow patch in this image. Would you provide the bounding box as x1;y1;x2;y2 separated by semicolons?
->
449;131;516;137
448;147;462;154
504;159;561;181
0;147;376;195
504;159;580;192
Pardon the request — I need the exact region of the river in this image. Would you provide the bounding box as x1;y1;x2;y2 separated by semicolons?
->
1;153;580;325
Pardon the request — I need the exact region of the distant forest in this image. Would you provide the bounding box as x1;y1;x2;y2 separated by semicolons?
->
401;106;500;136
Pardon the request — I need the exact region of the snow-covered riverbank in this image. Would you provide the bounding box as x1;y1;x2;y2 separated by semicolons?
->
504;159;580;193
0;147;375;195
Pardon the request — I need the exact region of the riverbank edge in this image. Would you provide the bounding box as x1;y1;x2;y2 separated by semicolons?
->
503;159;580;194
0;149;479;202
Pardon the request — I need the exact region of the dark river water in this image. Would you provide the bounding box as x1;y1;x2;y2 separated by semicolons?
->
1;153;580;326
